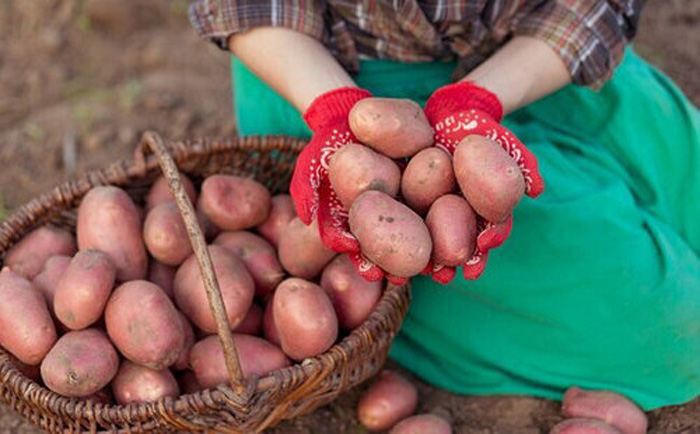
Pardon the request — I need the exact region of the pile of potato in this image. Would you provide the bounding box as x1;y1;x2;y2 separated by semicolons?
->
335;97;526;277
0;98;522;429
356;369;452;433
0;171;385;406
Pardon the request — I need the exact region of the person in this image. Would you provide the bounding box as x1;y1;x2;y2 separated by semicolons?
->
188;0;700;428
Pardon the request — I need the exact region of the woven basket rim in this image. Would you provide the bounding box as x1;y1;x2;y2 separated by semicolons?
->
0;134;411;432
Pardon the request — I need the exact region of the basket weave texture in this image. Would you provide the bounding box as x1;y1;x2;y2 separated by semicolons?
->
0;132;411;433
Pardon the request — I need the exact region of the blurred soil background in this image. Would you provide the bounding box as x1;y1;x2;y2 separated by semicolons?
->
0;0;698;432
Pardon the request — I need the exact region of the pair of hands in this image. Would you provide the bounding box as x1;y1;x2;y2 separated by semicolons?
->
290;82;544;284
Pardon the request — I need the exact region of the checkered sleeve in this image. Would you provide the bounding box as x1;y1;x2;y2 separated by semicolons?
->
189;0;327;51
516;0;643;88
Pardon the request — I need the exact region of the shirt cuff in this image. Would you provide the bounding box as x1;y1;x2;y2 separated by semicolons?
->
515;1;640;89
188;0;327;51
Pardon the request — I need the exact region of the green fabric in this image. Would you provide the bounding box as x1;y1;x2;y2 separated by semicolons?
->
231;49;700;410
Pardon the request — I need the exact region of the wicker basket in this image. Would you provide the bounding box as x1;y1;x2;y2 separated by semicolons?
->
0;132;411;433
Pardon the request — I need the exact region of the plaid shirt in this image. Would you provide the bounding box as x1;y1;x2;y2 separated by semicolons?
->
189;0;643;88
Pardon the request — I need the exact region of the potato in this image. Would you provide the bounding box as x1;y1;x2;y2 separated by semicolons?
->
189;334;290;388
146;172;197;212
8;354;41;382
348;191;432;277
263;300;280;346
84;388;114;405
111;361;180;405
453;135;525;223
562;387;647;434
550;418;624;434
33;255;71;308
425;195;477;266
172;311;196;371
0;268;57;365
54;250;116;330
198;175;271;231
232;303;263;336
256;194;296;247
40;328;119;397
143;202;193;266
349;98;433;158
401;148;455;214
390;414;453;434
148;261;176;299
197;208;222;241
357;370;418;431
278;218;336;279
328;143;401;208
174;245;255;333
320;255;383;330
178;370;203;395
4;225;76;279
273;278;338;361
214;231;284;297
77;186;147;281
105;280;185;369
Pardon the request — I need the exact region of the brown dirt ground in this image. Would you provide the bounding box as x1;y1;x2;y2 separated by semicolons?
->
0;1;698;433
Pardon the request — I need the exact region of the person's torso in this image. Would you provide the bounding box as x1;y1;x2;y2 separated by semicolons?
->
326;0;545;74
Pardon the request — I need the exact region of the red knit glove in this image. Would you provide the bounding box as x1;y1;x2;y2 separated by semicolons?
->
423;81;544;283
289;87;407;285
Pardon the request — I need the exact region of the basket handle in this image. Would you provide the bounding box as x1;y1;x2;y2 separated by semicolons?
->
137;131;248;397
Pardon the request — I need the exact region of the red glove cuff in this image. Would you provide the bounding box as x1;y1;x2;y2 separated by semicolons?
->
424;81;503;124
303;87;372;132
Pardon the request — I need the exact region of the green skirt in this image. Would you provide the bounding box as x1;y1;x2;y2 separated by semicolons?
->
231;49;700;410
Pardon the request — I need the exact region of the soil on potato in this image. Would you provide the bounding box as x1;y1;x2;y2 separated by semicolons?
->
0;1;698;433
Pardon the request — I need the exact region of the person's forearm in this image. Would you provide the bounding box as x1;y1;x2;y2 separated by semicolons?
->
228;27;356;113
463;36;571;115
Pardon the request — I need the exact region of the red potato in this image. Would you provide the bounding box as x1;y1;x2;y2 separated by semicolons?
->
105;280;185;370
256;194;296;247
425;195;477;266
148;261;176;299
453;135;525;223
328;143;402;208
348;191;432;277
33;255;71;308
263;300;280;346
0;268;57;365
146;173;197;212
8;354;41;382
273;278;338;361
111;361;180;405
77;186;147;281
54;250;116;330
357;370;419;431
214;231;284;297
232;303;263;336
198;175;271;231
550;418;623;434
197;208;222;241
390;414;453;434
4;225;76;279
349;98;433;158
278;218;336;280
178;370;203;395
562;387;647;434
83;388;114;405
40;328;119;397
320;255;383;330
189;334;291;388
401;147;456;214
172;311;196;371
174;245;255;333
143;202;193;266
